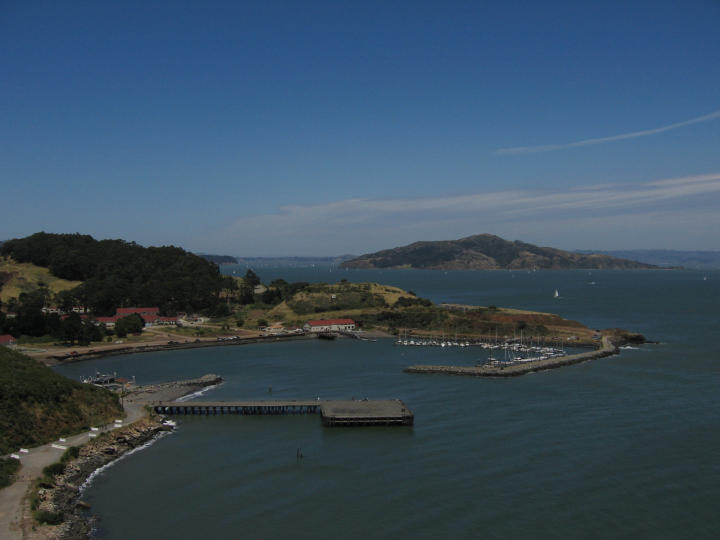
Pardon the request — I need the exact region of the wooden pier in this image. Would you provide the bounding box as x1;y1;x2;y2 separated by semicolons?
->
153;399;413;427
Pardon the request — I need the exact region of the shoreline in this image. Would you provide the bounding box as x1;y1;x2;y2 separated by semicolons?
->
33;329;394;366
37;333;317;365
15;375;221;540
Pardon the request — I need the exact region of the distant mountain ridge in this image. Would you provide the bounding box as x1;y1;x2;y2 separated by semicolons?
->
575;249;720;270
233;255;356;267
341;234;658;270
198;253;238;264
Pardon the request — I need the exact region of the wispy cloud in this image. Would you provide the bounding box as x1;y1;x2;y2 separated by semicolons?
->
496;109;720;155
211;173;720;255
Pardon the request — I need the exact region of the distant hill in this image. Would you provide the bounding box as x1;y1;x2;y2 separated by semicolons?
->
576;250;720;270
0;347;122;454
341;234;658;270
198;254;238;265
234;255;356;268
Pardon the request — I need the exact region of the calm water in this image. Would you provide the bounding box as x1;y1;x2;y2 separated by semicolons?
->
54;270;720;539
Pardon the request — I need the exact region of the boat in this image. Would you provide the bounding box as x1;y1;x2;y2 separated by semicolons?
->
554;289;559;298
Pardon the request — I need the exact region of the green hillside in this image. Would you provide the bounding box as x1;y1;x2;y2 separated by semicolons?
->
1;232;233;316
342;234;658;270
0;347;123;454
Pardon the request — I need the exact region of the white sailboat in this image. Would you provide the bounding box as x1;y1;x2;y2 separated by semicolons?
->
553;289;559;298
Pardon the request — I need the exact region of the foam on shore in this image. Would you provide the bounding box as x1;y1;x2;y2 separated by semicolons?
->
176;383;221;402
78;428;174;494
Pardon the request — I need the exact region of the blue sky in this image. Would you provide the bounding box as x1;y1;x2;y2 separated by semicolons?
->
2;0;719;255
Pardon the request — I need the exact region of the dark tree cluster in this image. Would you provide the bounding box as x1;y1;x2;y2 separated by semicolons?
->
261;278;310;306
1;232;228;316
0;291;106;345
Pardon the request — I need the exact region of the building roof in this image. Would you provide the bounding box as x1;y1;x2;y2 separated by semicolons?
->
306;318;355;326
117;307;160;314
0;334;15;344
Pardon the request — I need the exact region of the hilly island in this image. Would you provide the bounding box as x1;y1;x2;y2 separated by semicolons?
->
341;234;658;270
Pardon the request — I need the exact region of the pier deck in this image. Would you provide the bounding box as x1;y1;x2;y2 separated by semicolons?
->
153;399;413;427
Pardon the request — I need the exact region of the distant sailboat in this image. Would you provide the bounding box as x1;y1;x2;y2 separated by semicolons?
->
554;289;559;298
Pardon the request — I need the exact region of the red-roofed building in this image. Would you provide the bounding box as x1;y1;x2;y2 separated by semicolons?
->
116;307;160;316
303;319;356;333
60;314;89;321
0;334;16;345
95;316;119;327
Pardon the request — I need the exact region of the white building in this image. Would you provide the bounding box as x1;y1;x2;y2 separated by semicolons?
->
303;318;356;333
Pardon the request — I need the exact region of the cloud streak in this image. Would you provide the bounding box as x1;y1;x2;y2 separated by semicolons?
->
496;109;720;155
214;173;720;255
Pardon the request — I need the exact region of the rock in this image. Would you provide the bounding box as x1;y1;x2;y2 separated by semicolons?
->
75;500;91;510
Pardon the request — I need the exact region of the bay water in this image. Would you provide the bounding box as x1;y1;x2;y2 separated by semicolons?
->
54;269;720;539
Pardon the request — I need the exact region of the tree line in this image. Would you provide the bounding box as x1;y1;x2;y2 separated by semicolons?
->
1;232;234;316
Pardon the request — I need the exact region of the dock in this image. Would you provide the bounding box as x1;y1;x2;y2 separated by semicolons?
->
404;336;619;378
152;399;413;427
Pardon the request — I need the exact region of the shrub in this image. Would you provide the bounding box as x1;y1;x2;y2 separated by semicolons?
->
42;462;65;478
0;457;20;488
60;446;80;463
34;510;64;525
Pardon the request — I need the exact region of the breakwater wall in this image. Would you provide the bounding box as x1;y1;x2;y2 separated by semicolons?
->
404;337;619;378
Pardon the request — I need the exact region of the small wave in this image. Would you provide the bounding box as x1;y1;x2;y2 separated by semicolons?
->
176;383;221;402
79;429;174;494
620;346;639;350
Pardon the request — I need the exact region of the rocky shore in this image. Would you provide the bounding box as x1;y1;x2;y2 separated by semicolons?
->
124;373;223;404
30;418;171;539
22;374;222;539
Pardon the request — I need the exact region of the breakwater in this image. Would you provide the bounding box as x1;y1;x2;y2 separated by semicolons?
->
404;336;619;377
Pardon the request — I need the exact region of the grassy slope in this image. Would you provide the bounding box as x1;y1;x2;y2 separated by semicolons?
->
0;257;82;303
0;347;123;454
257;282;593;341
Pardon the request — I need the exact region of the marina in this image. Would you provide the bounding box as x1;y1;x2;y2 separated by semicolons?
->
405;336;618;377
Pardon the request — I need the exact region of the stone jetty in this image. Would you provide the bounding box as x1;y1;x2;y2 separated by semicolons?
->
404;336;620;377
